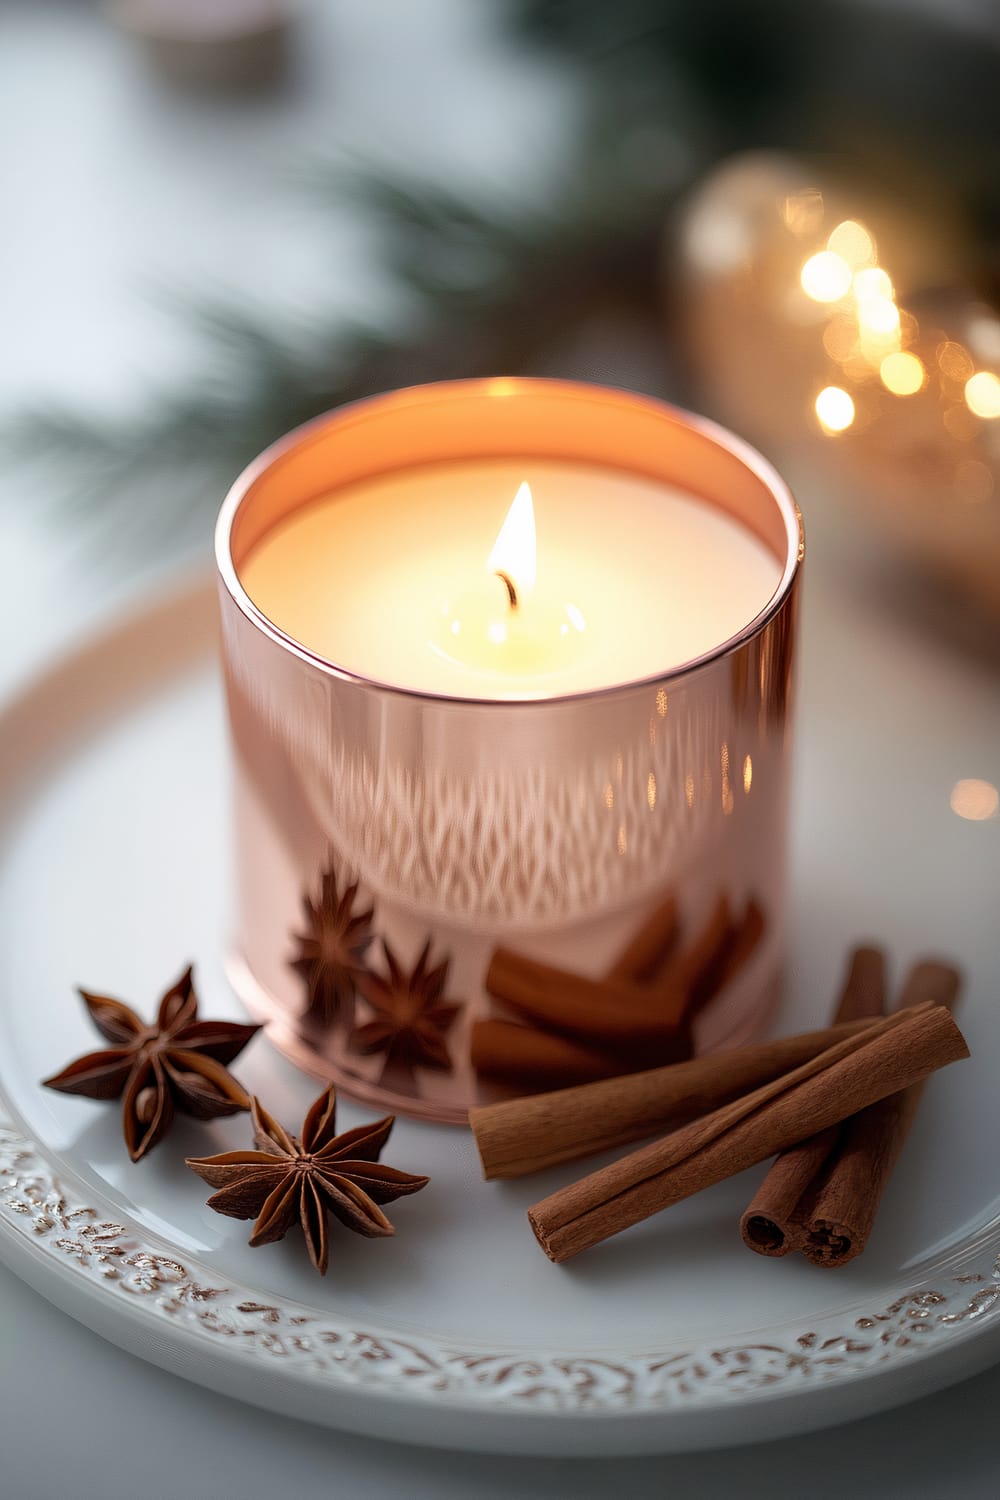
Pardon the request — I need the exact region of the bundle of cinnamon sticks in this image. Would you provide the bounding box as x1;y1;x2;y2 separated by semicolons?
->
470;946;968;1267
471;889;765;1092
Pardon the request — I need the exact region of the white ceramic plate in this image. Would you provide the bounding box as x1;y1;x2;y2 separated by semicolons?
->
0;571;997;1457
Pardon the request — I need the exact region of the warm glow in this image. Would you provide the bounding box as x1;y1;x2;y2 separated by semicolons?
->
880;351;925;396
943;404;979;442
954;460;994;503
950;779;999;821
800;251;852;302
857;295;900;335
853;267;893;302
782;190;824;234
815;386;855;432
827;220;875;267
743;754;753;794
488;481;537;599
938;341;974;383
486;377;520;399
964;371;1000;419
823;317;857;363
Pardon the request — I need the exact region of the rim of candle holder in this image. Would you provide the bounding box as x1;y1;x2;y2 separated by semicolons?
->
215;377;804;708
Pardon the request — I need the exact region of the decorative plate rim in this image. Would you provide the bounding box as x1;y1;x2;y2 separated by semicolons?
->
3;1101;1000;1419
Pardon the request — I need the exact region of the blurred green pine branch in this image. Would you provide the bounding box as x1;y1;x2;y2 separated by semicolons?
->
4;149;675;550
6;1;999;551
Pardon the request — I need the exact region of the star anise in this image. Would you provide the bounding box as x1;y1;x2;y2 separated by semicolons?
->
289;862;374;1027
351;939;461;1073
43;967;260;1162
186;1086;428;1274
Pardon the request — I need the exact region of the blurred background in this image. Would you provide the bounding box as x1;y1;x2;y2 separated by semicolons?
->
1;0;999;692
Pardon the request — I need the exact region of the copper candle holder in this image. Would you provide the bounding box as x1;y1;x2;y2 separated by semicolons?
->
215;379;803;1124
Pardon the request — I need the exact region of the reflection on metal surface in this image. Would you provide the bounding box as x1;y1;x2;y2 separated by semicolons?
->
743;754;753;795
721;742;733;814
950;779;999;821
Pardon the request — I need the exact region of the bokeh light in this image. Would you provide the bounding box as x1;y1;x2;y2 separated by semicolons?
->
782;190;824;235
880;351;925;395
823;317;857;362
827;219;875;268
858;295;900;335
950;779;999;821
937;341;975;383
853;267;893;302
815;386;855;432
964;370;1000;419
800;251;852;303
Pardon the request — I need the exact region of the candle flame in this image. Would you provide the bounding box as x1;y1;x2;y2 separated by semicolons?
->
489;481;536;601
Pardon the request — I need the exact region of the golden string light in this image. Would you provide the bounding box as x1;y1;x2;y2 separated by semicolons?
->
679;155;1000;611
801;251;853;303
965;371;1000;420
880;351;925;395
815;385;855;433
796;216;1000;450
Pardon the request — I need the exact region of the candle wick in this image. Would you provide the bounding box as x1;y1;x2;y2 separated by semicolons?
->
495;570;519;611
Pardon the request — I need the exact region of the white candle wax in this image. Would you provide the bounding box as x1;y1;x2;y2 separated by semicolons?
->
239;457;781;699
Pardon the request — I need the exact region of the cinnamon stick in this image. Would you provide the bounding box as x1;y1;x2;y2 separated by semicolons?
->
796;960;962;1267
471;1015;879;1180
605;891;680;984
710;899;766;1003
470;1019;621;1091
654;894;737;1019
485;896;740;1049
740;945;887;1257
476;893;758;1091
484;953;691;1052
527;1003;969;1262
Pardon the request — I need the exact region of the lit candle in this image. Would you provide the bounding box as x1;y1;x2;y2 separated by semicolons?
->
218;379;803;1124
239;458;781;699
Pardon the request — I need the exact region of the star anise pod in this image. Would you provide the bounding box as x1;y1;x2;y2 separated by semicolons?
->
186;1086;428;1274
351;939;461;1073
289;862;374;1027
43;967;260;1162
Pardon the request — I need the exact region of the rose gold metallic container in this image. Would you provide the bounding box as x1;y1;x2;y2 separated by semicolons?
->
216;379;803;1124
